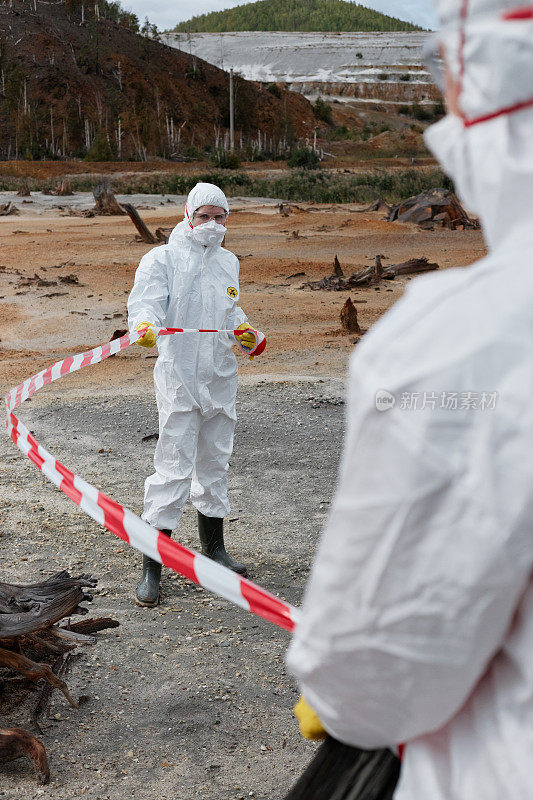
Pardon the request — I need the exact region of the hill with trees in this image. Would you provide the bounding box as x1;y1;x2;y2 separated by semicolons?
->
173;0;422;33
0;0;315;161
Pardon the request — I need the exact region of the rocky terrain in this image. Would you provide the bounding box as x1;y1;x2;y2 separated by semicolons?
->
164;31;439;108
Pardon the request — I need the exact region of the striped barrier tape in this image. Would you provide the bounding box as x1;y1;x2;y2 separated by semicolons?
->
153;325;267;358
4;329;299;633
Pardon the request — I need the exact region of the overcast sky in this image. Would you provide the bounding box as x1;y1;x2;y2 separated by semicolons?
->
125;1;439;31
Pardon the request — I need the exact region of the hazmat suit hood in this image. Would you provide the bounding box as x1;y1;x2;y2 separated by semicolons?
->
424;0;533;250
168;182;230;247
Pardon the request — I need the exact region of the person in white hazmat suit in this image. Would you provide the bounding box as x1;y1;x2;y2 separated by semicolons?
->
128;182;266;607
286;2;533;798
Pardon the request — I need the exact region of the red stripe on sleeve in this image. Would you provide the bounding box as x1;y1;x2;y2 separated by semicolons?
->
97;492;130;543
240;581;296;632
503;7;533;20
157;534;198;584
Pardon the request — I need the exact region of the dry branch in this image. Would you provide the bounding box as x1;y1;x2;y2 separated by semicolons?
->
0;728;50;784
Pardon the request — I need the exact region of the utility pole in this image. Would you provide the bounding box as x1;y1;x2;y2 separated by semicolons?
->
229;67;235;152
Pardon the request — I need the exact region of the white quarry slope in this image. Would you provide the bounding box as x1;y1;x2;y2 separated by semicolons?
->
164;31;438;105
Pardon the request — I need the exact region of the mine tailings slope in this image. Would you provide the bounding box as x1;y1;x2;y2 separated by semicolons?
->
0;2;315;160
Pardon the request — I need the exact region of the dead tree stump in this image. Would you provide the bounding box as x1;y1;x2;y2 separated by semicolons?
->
54;179;73;196
92;181;126;216
340;298;362;333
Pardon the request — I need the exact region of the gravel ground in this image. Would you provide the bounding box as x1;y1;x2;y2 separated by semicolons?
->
1;377;345;800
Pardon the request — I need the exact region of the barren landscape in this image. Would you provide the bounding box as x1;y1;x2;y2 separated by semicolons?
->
1;190;486;798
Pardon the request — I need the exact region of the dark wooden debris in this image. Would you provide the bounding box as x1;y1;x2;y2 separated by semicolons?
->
155;227;173;243
387;188;479;230
279;202;305;217
303;254;439;291
0;202;19;216
0;571;119;785
0;728;50;785
356;198;392;214
333;255;343;277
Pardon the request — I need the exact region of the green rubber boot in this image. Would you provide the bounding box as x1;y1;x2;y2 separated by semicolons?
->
197;512;248;577
135;528;172;607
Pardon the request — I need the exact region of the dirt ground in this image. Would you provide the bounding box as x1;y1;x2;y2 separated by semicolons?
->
0;198;486;799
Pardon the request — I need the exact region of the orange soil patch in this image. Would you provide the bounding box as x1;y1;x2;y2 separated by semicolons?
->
0;204;487;393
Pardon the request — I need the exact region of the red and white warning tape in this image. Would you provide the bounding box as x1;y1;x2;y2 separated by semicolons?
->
4;329;299;632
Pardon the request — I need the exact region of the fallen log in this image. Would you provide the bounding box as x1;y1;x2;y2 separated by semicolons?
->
303;254;439;291
122;203;158;243
388;188;479;230
355;198;392;214
380;257;439;277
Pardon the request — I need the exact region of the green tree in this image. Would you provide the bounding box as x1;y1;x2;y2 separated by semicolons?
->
173;0;422;33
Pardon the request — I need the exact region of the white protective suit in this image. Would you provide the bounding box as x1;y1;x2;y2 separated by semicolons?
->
128;183;248;529
287;3;533;799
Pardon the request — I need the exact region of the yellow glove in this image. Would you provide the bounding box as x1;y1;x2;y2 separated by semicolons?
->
135;321;157;349
235;322;257;361
235;322;256;351
294;696;327;741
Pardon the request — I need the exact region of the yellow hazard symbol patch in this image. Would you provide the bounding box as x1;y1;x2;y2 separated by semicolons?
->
227;286;238;299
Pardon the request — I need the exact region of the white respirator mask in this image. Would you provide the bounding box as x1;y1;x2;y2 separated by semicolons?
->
190;220;227;247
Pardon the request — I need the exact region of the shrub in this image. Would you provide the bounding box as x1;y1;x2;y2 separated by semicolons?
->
287;147;321;169
314;96;333;125
400;73;412;81
85;132;114;161
266;82;282;98
209;149;241;169
356;52;363;59
412;103;433;121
